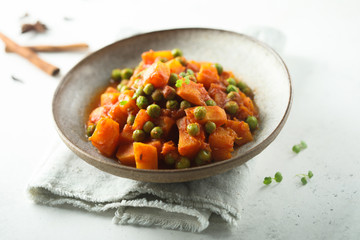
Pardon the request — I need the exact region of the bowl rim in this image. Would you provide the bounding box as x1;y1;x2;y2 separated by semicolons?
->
52;27;292;182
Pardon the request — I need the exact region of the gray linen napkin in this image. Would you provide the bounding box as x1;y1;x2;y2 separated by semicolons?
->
27;141;251;232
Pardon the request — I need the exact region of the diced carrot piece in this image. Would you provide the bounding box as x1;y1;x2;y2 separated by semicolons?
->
132;109;152;130
104;86;119;93
177;117;205;158
208;83;227;108
141;50;174;65
88;106;111;125
119;124;134;144
185;106;227;127
116;143;135;166
226;120;253;146
101;92;120;106
176;79;209;106
133;142;158;169
166;59;186;74
209;127;237;150
196;63;220;89
142;61;170;88
187;60;201;72
161;141;177;156
89;118;120;157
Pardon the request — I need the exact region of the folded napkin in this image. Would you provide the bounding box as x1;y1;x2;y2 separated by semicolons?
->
27;140;251;232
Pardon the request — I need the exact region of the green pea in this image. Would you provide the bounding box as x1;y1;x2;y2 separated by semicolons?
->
132;86;144;99
214;63;223;75
180;100;191;109
120;79;129;85
227;92;237;100
187;69;194;76
116;83;124;92
176;57;187;66
224;101;239;115
136;96;149;109
165;87;176;100
237;81;247;91
188;75;197;83
246;116;258;130
143;121;155;134
132;129;146;142
158;57;168;63
226;85;239;93
127;114;135;125
120;85;130;92
179;72;186;77
187;123;199;136
86;124;96;137
164;153;176;165
242;87;254;99
111;68;122;81
184;75;194;83
150;126;163;139
168;73;179;86
146;104;161;118
205;100;216;106
194;106;206;120
121;68;133;80
171;48;183;57
151;89;163;102
205;121;216;134
143;83;154;95
176;157;191;169
195;149;211;166
226;77;237;86
166;100;179;110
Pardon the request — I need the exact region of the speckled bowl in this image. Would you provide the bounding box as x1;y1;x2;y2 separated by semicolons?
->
53;28;292;183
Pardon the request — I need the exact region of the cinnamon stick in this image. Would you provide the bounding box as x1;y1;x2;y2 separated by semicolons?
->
0;32;59;76
5;43;89;53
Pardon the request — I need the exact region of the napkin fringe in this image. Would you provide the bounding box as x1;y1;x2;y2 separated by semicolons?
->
27;184;122;212
132;187;241;225
113;199;210;232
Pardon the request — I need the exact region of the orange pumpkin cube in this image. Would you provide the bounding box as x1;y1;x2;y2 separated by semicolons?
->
142;61;170;88
166;59;185;74
116;143;135;166
185;106;227;127
196;63;220;89
132;109;152;130
141;50;174;65
176;79;209;106
90;118;120;157
133;142;158;169
177;117;205;158
226;120;253;146
88;106;111;125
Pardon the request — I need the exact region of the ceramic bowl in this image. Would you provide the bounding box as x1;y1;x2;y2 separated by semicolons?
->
53;28;292;183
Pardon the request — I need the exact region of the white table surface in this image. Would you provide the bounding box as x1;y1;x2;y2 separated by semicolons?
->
1;0;359;239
